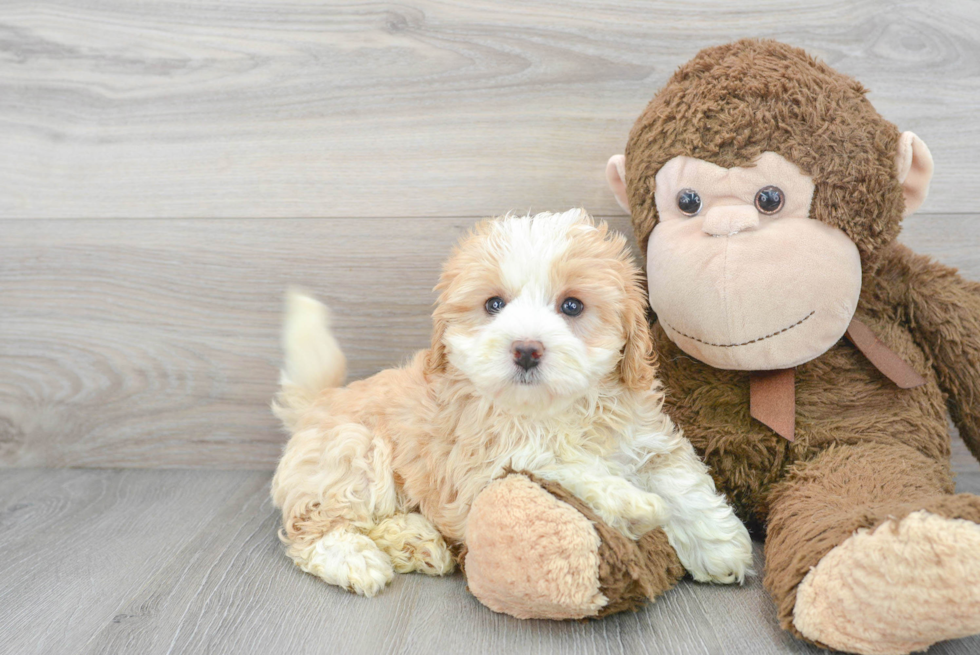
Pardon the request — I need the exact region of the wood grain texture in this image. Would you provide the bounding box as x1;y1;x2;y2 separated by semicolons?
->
3;214;980;471
0;468;272;655
2;1;980;219
0;216;471;468
1;469;977;655
4;4;979;653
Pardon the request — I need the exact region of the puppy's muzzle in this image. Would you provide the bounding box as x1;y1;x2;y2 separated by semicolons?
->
512;340;544;371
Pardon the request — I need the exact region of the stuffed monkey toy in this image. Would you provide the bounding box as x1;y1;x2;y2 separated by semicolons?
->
606;39;980;654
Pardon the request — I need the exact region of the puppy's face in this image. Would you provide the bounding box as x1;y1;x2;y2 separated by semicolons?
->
428;209;653;413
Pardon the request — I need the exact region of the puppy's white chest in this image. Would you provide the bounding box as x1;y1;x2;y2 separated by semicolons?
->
485;419;619;470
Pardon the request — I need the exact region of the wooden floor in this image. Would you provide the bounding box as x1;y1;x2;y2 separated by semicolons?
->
2;467;978;655
3;1;980;653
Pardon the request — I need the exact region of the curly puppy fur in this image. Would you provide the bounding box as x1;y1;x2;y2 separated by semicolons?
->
270;209;751;597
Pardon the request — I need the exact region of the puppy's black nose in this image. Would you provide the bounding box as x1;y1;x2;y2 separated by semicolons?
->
512;340;544;371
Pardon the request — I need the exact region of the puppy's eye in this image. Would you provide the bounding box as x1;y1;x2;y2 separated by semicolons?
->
676;189;702;216
755;186;784;214
485;296;506;315
560;297;584;317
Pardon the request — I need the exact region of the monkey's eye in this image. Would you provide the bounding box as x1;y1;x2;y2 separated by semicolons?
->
560;297;584;317
485;296;506;315
676;189;702;216
755;186;784;214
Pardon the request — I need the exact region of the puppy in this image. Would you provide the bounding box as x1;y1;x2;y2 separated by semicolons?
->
271;209;753;597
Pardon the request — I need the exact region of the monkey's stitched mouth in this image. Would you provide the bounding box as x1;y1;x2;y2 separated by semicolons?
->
662;311;816;348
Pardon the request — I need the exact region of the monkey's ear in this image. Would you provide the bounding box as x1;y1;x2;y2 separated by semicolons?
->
606;155;630;213
895;131;934;217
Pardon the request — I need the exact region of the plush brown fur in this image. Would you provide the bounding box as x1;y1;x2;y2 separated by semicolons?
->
530;472;685;617
765;441;980;636
626;39;904;260
460;471;684;619
624;39;980;651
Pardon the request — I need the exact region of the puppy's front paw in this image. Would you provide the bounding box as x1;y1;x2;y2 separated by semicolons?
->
340;542;395;596
601;485;670;539
672;516;754;585
294;529;395;597
369;513;455;576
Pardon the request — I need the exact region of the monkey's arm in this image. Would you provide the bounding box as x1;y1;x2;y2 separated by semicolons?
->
887;243;980;463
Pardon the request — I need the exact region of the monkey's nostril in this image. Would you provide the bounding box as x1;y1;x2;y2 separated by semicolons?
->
512;340;544;371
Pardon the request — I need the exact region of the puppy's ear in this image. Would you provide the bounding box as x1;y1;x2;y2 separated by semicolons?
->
619;275;656;392
424;262;456;376
425;305;449;376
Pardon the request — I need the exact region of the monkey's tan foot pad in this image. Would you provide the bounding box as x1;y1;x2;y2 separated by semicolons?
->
793;510;980;655
461;472;683;620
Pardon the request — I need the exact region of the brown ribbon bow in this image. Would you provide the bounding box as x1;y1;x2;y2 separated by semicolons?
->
749;318;926;441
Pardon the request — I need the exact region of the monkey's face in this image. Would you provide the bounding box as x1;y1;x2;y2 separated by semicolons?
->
646;152;862;370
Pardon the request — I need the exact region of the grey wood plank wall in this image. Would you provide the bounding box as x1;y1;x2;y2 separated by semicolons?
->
2;1;980;219
2;1;980;470
4;215;980;470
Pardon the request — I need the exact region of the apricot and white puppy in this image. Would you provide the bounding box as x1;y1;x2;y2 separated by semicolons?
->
271;209;752;597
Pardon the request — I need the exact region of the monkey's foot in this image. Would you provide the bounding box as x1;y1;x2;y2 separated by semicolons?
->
793;510;980;655
463;473;609;619
462;472;683;620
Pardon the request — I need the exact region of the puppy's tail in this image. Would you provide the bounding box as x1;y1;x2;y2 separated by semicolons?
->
273;289;347;429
